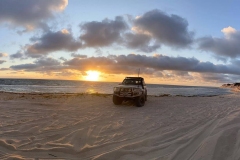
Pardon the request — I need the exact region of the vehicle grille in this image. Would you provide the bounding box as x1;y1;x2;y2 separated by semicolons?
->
119;91;132;96
120;88;132;92
118;88;132;96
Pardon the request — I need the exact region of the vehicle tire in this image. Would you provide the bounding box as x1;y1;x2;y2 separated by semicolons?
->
145;92;147;101
113;95;123;105
135;95;145;107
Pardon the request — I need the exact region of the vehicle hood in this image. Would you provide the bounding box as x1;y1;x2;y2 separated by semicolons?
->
115;85;142;89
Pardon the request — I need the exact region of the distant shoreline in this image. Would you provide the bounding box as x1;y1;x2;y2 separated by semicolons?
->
221;83;240;92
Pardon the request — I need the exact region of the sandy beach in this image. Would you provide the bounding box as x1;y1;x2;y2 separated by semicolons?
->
1;92;240;160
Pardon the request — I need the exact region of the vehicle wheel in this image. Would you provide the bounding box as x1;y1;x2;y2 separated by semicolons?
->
135;95;145;107
113;95;123;105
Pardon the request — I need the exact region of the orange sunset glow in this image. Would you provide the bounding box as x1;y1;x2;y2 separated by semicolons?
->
85;70;100;81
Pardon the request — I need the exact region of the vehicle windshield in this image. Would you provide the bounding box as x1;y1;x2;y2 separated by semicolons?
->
122;79;142;85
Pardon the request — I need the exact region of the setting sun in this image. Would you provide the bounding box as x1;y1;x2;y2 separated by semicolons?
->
85;71;100;81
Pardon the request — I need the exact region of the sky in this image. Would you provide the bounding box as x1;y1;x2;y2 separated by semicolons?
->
1;0;240;86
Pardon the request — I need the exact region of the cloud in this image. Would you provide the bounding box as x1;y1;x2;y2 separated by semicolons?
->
171;70;192;77
123;33;160;52
79;14;161;52
10;51;24;59
71;53;87;58
9;54;240;84
198;26;240;58
79;15;160;52
0;53;7;64
0;60;6;64
0;68;9;71
0;53;8;57
133;9;194;48
198;73;232;83
10;57;62;71
0;0;68;30
78;10;194;52
63;54;240;76
64;56;114;71
95;48;103;56
35;57;61;66
112;54;199;71
10;63;39;70
230;59;240;68
25;29;82;58
195;72;240;84
221;26;236;37
9;53;240;77
59;57;67;61
10;9;195;56
80;16;128;47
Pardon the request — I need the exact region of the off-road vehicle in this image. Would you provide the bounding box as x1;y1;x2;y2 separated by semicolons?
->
113;77;147;107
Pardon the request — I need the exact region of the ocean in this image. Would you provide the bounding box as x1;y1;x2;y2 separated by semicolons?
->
0;79;231;96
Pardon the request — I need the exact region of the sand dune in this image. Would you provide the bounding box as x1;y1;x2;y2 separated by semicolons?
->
1;92;240;160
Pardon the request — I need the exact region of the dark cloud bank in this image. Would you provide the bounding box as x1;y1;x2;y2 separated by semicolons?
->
79;9;194;51
25;30;82;58
64;54;240;76
198;30;240;58
80;16;128;47
10;51;24;59
10;54;240;82
10;57;62;72
133;10;194;48
0;0;67;29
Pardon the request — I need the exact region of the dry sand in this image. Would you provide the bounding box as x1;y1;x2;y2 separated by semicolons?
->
1;92;240;160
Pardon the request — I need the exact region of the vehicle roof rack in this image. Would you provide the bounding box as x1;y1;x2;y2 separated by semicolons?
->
125;77;144;79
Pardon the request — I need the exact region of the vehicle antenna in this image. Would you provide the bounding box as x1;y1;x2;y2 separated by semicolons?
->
138;68;140;77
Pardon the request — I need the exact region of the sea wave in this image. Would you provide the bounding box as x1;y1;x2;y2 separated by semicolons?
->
0;79;231;96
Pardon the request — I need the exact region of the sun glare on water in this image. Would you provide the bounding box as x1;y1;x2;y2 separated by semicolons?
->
85;71;100;81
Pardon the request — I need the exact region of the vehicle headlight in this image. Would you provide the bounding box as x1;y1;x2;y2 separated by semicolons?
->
114;87;120;92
